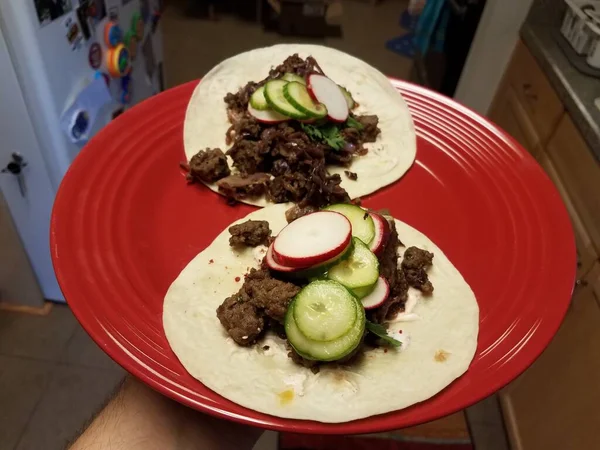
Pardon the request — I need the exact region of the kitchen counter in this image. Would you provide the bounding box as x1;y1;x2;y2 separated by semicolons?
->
521;4;600;162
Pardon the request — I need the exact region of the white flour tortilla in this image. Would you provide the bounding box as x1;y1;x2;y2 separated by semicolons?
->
163;204;479;422
183;44;417;207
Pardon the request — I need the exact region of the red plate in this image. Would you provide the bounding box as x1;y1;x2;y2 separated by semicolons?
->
51;79;575;434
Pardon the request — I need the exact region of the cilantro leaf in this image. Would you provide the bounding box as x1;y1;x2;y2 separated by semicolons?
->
300;123;346;151
345;116;364;130
365;320;402;348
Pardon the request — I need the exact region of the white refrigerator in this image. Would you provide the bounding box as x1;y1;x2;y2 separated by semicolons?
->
0;0;164;302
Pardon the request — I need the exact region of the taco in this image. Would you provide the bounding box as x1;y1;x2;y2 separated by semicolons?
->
183;44;416;208
163;204;479;422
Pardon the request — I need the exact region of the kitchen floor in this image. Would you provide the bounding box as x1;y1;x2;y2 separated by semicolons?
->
1;1;511;449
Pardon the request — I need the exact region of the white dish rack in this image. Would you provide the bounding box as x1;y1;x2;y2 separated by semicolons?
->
561;0;600;61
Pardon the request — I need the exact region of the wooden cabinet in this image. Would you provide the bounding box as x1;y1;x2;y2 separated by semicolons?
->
488;81;543;159
500;279;600;450
489;38;600;450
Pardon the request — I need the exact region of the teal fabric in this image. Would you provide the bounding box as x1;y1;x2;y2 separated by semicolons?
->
414;0;450;56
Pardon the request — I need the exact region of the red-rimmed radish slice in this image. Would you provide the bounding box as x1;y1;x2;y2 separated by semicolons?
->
369;212;391;257
307;73;349;123
273;211;352;268
247;104;288;124
361;277;390;310
265;244;297;273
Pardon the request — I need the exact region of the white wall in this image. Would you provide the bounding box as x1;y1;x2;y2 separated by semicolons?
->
454;0;535;115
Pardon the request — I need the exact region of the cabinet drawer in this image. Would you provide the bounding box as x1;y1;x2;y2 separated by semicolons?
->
538;152;598;280
546;115;600;255
507;42;563;144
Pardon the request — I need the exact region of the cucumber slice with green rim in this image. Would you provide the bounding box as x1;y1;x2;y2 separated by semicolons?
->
249;86;269;110
286;293;365;361
282;73;306;85
283;82;328;119
324;204;375;245
264;80;309;120
327;238;379;295
293;280;357;342
339;86;356;109
351;283;376;299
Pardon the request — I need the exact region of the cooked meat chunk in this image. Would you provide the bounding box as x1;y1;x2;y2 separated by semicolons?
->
267;173;309;203
228;220;271;247
269;54;321;79
226;114;261;146
298;162;350;208
378;218;400;288
216;295;265;346
369;219;409;323
355;115;381;143
224;81;261;118
217;173;270;201
187;148;230;183
285;205;317;223
371;269;408;323
243;269;301;322
344;170;358;180
227;140;267;175
402;247;434;294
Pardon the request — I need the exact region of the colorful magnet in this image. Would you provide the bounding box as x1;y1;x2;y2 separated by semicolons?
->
106;44;131;77
123;30;138;61
64;15;84;51
121;74;133;104
131;12;144;40
88;42;103;69
104;21;122;48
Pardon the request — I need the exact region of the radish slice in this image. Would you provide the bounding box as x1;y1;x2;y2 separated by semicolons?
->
273;211;352;268
369;212;391;257
265;244;297;272
247;104;288;124
361;277;390;310
307;73;349;123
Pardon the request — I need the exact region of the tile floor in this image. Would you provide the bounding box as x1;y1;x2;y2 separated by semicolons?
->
2;1;512;449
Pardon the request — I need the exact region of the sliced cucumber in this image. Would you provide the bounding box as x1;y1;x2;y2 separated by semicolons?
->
284;82;327;119
249;86;269;110
327;238;379;296
264;80;309;120
339;85;356;109
293;280;357;342
282;73;306;85
351;283;376;299
324;204;375;245
286;293;365;361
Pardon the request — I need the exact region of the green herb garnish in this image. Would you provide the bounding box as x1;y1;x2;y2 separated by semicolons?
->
365;320;402;348
345;116;364;130
301;123;346;151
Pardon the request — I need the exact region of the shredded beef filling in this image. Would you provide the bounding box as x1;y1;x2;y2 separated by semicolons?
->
228;220;271;247
186;148;230;183
191;55;382;207
285;205;318;223
402;247;435;294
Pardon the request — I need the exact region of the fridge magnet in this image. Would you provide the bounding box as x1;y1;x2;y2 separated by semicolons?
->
35;0;73;26
84;0;107;24
120;74;132;104
60;76;112;145
131;12;144;40
88;42;103;69
103;21;122;48
106;43;131;77
123;30;138;60
108;5;118;21
141;35;155;79
64;14;84;50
